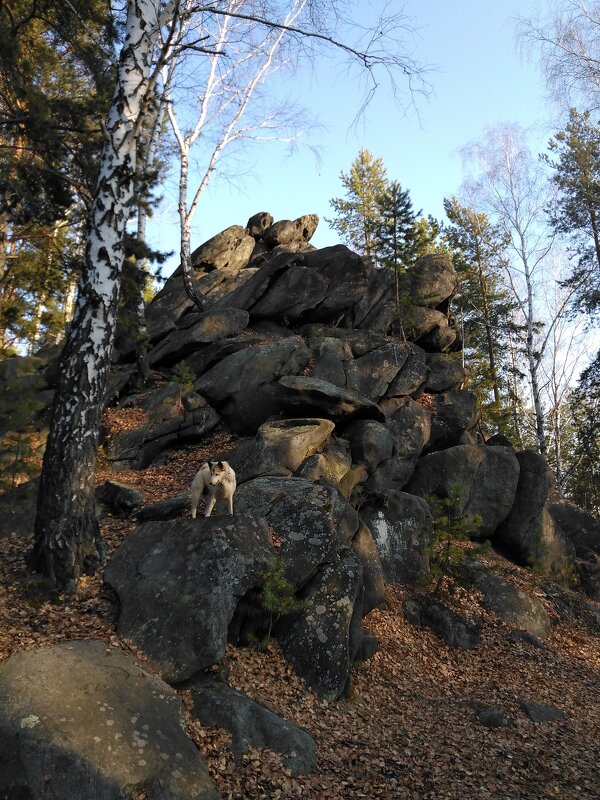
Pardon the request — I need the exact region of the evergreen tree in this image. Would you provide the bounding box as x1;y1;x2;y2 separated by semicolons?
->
327;148;388;263
545;108;600;317
374;179;420;269
443;197;522;438
560;352;600;515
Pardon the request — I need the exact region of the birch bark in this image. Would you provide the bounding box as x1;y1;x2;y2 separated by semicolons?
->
31;0;174;591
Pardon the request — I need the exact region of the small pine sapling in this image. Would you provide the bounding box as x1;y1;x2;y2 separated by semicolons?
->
258;557;307;647
426;485;483;595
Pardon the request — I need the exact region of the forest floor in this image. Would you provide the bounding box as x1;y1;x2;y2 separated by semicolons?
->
1;431;599;800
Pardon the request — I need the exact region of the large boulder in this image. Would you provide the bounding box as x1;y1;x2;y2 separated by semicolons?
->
235;418;335;481
148;308;249;367
0;641;220;800
406;444;520;539
494;451;576;574
461;562;552;640
191;224;255;273
104;516;275;682
245;211;274;238
188;675;316;775
262;214;319;248
277;376;386;426
360;490;433;585
427;390;479;451
365;398;431;491
406;254;457;308
548;500;600;555
424;353;466;393
195;336;311;433
234;477;383;695
278;547;365;700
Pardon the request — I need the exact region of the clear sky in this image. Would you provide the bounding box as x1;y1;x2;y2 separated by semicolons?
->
148;0;553;275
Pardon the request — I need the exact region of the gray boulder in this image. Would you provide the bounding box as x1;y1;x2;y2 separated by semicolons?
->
234;477;361;590
407;444;520;539
366;398;431;491
407;253;458;308
262;214;319;248
195;336;311;434
462;562;552;640
104;516;275;682
191;224;255;273
383;344;428;399
188;675;316;775
344;419;396;473
0;641;220;800
548;500;600;554
403;594;481;649
495;450;576;573
277;375;386;425
361;490;433;585
148;308;249;367
427;390;479;451
424;353;466;393
235;418;334;482
250;266;329;320
278;547;364;700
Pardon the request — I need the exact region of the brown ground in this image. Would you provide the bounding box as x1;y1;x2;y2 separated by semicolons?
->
1;433;599;800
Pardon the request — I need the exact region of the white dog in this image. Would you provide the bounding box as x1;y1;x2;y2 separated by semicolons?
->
190;460;236;518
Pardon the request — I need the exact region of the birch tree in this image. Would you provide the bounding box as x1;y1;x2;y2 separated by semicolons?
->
31;0;179;590
460;125;559;458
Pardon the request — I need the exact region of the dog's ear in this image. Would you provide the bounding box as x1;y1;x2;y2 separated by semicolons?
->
218;460;224;468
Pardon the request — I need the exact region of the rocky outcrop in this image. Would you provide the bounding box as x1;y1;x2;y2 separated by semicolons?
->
0;641;220;800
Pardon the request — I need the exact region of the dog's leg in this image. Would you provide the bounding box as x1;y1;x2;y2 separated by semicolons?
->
227;493;234;515
190;488;200;519
204;494;216;517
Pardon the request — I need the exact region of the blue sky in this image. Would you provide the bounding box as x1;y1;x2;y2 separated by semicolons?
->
149;0;553;275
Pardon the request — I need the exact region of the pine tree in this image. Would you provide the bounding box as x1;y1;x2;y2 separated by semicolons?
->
545;108;600;317
443;197;522;438
327;148;388;263
374;180;421;269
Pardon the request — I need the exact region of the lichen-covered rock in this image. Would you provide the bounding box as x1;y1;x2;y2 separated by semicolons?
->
104;516;275;682
427;390;479;451
278;547;364;699
0;641;220;800
407;253;458;308
548;500;600;555
361;490;433;585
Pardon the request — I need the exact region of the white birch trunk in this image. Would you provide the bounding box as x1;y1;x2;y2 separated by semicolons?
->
31;0;172;591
